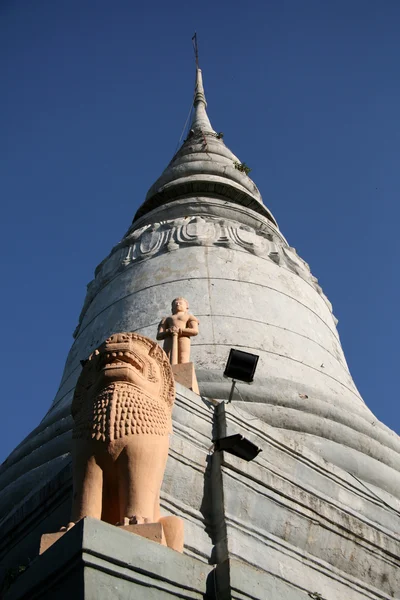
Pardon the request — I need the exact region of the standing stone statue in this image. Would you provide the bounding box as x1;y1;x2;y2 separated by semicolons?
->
156;297;199;364
65;332;183;551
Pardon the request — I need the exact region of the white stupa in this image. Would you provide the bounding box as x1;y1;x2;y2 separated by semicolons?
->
1;66;399;600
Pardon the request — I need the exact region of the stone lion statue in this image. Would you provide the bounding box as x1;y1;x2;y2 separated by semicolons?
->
66;332;183;550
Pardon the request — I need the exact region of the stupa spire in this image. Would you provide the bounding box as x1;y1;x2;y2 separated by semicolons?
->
190;67;215;133
190;33;215;133
134;40;277;224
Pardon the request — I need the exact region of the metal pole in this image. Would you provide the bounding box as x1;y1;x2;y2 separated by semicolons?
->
192;32;199;67
228;379;236;403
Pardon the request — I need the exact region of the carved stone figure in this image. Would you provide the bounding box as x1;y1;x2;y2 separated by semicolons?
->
156;298;199;364
66;332;183;550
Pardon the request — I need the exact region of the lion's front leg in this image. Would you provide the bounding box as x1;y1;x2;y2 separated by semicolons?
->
70;440;103;523
117;435;169;524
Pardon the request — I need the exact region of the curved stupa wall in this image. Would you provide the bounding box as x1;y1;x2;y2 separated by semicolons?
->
1;68;400;521
43;197;400;496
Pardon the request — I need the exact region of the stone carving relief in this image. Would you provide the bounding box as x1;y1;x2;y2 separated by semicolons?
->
74;216;331;337
64;332;184;552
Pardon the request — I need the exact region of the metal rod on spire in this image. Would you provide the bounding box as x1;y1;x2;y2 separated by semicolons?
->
192;32;199;67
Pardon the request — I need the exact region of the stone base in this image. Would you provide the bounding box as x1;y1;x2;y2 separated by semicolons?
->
172;363;199;394
6;517;304;600
40;521;167;555
119;521;166;545
6;518;212;600
39;531;65;555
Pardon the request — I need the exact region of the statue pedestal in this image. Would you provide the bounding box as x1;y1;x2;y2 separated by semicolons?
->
8;518;212;600
119;521;166;545
172;363;199;394
39;531;65;555
40;521;167;555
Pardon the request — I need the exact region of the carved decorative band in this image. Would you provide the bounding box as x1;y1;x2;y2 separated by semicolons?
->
74;216;331;337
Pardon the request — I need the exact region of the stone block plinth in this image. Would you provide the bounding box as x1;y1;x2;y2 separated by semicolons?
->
4;517;212;600
172;362;200;394
39;521;168;555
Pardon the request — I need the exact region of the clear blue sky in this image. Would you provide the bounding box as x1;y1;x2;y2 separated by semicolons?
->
1;0;399;462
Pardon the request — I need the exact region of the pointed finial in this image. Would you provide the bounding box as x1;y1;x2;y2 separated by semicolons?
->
192;32;199;68
189;34;215;133
191;33;205;105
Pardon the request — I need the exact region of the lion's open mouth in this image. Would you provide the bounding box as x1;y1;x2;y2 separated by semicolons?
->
100;351;144;373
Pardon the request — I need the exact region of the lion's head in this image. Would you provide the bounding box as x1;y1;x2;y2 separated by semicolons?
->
72;333;175;418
